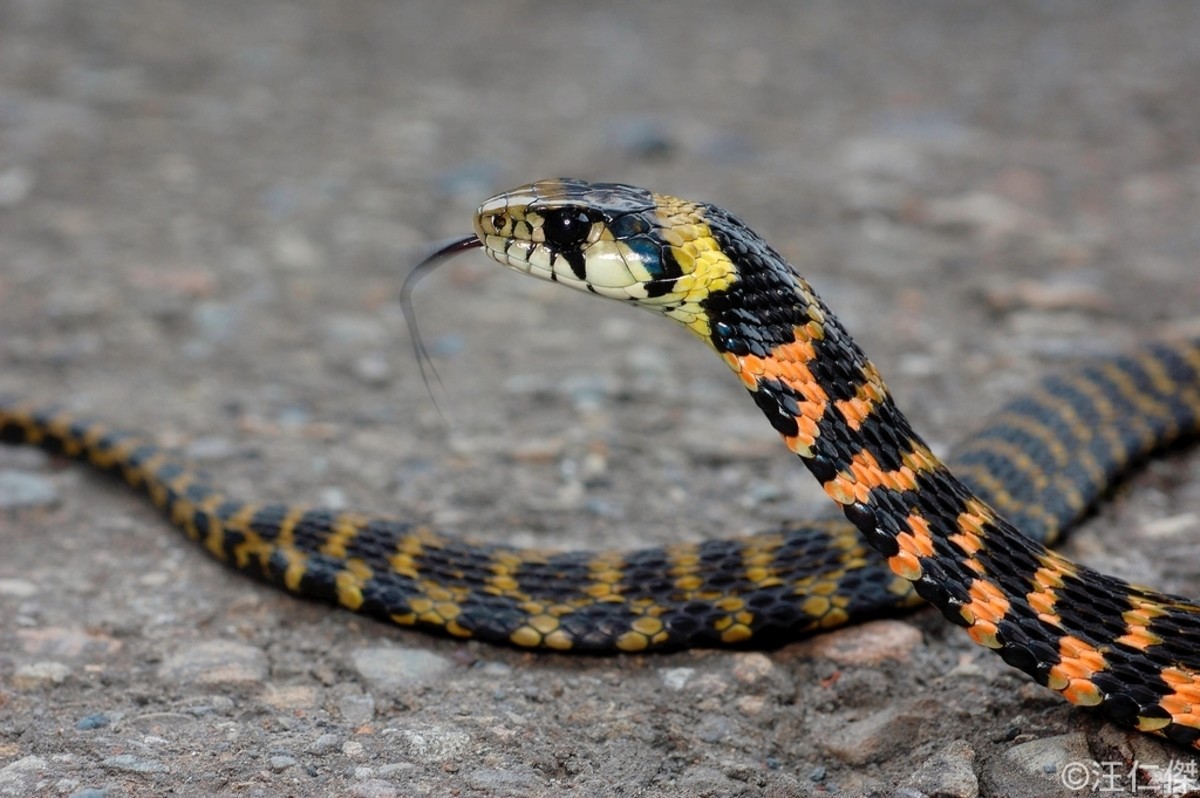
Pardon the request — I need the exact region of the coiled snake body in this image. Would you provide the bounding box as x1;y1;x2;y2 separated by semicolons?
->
4;178;1200;748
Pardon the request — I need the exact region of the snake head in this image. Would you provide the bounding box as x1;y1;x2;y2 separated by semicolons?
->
473;178;737;315
471;178;824;351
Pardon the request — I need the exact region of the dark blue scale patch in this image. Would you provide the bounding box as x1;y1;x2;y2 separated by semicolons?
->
561;604;655;651
507;550;608;603
68;419;95;440
453;595;534;642
290;508;339;551
216;500;247;522
124;444;161;469
191;508;214;540
607;212;659;264
151;461;185;483
292;555;345;603
184;483;214;504
346;519;416;567
247;504;294;543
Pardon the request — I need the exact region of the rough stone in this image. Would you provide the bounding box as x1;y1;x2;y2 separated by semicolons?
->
100;755;169;774
900;739;979;798
12;661;71;689
804;619;924;666
350;646;453;690
0;470;57;509
820;699;940;765
979;733;1096;798
0;756;46;797
157;640;268;686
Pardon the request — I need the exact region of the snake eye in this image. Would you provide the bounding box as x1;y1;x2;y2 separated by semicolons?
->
540;208;596;248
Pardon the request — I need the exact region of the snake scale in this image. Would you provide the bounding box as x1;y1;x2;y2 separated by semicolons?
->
3;178;1200;749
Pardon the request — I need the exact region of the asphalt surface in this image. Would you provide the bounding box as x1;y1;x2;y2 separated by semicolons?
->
2;3;1200;797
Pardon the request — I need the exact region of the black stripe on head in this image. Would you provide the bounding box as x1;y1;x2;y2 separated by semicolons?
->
644;245;685;299
560;249;588;281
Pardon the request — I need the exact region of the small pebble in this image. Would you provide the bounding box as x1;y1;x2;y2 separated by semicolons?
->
316;486;349;510
121;712;197;731
900;739;979;798
338;691;377;726
695;715;733;744
840;136;924;180
658;667;695;691
156;640;268;686
351;646;452;690
983;733;1093;795
736;695;766;717
323;315;389;346
342;741;367;762
189;301;243;344
804;619;922;666
0;756;47;795
309;733;342;755
386;726;471;760
261;684;321;711
0;166;35;207
820;699;939;765
560;373;615;412
474;661;513;678
270;228;323;270
742;481;784;506
463;767;542;793
923;191;1036;238
0;470;58;509
427;333;464;358
268;755;297;773
75;713;111;731
0;579;37;598
353;352;393;386
731;652;773;685
17;626;121;658
183;436;238;461
100;755;168;774
350;780;399;798
13;661;71;689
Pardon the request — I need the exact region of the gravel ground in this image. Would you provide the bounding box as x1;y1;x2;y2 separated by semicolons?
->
2;3;1200;797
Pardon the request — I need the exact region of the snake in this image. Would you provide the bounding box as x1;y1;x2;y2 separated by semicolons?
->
3;179;1200;750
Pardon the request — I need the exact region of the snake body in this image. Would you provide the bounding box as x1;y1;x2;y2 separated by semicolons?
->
4;178;1200;748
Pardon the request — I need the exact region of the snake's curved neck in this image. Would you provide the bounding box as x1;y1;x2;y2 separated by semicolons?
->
696;211;1200;747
